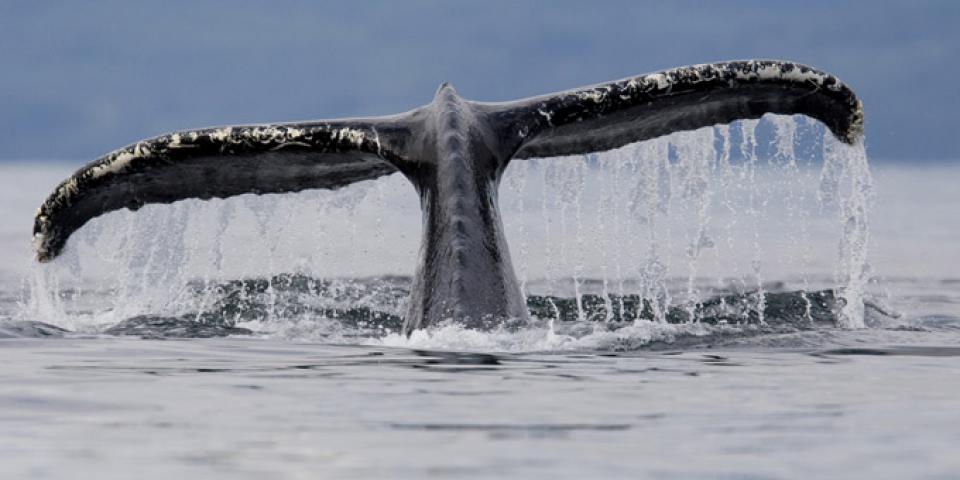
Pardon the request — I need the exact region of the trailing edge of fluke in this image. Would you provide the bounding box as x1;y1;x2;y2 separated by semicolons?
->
33;60;863;334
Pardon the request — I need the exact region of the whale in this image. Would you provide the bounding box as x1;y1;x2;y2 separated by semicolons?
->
33;60;863;335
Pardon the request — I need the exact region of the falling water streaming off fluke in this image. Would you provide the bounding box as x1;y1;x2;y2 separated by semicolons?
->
20;115;874;347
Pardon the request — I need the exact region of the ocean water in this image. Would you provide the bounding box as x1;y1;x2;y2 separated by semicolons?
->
1;118;959;479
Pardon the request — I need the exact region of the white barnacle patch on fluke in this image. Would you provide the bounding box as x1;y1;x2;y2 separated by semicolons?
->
576;89;607;104
739;61;833;90
237;125;308;145
755;62;785;79
333;127;366;146
239;126;274;143
86;149;137;182
646;73;671;91
132;142;152;158
209;127;233;142
108;151;135;174
777;66;817;83
620;61;840;98
56;178;80;198
537;107;554;125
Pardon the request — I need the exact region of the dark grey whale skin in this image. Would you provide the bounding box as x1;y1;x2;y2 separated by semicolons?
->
33;60;864;335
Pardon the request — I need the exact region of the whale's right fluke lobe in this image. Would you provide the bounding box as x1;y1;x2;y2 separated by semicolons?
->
33;118;413;262
485;60;863;160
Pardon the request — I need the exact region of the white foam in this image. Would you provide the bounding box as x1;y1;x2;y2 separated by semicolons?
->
374;320;712;353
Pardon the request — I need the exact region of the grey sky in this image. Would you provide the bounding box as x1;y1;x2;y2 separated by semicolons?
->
1;0;957;162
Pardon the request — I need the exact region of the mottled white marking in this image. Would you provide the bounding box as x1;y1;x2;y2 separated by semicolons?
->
537;107;553;124
334;128;366;146
210;127;232;142
740;62;830;88
577;90;606;103
60;178;80;196
87;151;136;180
110;151;135;172
133;142;152;158
646;73;670;90
619;62;837;97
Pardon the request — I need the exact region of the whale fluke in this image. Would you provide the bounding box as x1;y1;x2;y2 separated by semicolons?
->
33;60;863;334
487;59;863;159
33;119;412;261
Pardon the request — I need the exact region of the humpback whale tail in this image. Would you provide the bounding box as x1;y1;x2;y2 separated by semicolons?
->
33;60;863;334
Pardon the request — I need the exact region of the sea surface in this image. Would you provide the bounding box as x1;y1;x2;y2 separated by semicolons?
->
1;122;959;479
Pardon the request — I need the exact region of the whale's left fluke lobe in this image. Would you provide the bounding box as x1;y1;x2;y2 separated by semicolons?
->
485;60;863;160
33;118;414;262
